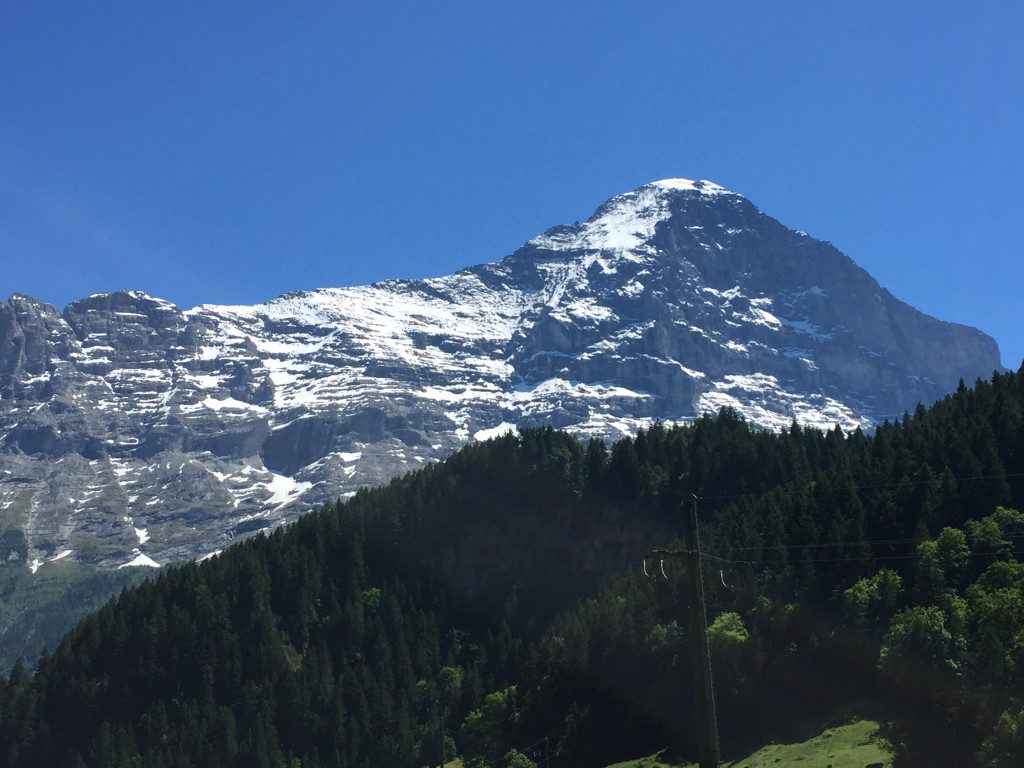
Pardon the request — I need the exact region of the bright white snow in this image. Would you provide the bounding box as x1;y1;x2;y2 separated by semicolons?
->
263;472;313;508
473;422;519;442
119;551;161;568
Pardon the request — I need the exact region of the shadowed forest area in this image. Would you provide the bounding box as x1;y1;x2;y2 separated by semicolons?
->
2;368;1024;767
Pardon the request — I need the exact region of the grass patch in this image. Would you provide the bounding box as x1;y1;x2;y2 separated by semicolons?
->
604;719;891;768
0;561;149;672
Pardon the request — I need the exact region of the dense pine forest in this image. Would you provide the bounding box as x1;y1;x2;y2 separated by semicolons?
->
2;368;1024;767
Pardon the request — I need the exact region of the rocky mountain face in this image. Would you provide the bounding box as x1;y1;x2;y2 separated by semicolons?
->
0;179;1002;569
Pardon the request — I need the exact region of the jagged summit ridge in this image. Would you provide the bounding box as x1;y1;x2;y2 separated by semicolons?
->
528;178;736;254
649;177;734;193
0;179;1001;569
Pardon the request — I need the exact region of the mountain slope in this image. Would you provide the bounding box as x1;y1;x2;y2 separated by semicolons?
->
2;368;1023;768
0;179;1001;568
602;720;892;768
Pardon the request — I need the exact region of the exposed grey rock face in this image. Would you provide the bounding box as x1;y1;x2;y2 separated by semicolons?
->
0;179;1001;569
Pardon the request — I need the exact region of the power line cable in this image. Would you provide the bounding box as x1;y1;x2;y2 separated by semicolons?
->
695;471;1024;503
700;547;1024;567
705;528;1024;555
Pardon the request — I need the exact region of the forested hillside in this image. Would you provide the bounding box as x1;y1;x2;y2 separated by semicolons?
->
0;561;147;674
1;368;1023;767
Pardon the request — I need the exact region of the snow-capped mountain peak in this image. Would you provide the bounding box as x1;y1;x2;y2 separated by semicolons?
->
0;179;1001;569
530;178;738;255
648;177;735;195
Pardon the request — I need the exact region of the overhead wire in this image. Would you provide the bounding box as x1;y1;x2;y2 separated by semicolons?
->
700;547;1024;568
705;528;1024;555
694;471;1024;503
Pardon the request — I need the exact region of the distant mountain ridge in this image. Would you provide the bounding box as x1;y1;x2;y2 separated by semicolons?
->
0;178;1001;568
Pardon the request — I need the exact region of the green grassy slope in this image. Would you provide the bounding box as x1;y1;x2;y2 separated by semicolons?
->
604;720;891;768
0;561;148;672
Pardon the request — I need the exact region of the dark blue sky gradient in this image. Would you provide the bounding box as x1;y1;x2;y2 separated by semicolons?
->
2;2;1021;365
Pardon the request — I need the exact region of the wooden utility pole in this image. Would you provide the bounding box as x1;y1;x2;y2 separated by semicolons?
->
438;707;445;768
685;495;720;768
651;495;720;768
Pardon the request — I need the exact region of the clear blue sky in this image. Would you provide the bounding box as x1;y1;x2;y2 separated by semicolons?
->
2;2;1022;365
